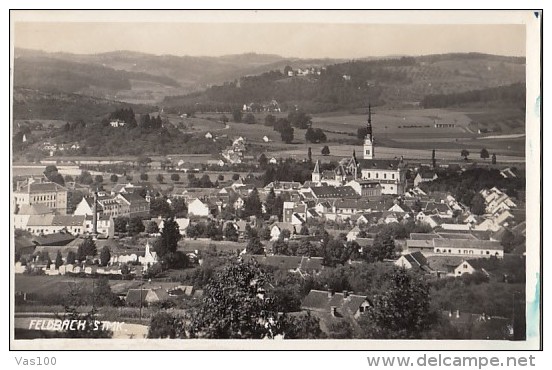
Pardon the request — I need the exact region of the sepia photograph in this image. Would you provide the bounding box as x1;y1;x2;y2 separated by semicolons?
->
9;10;542;351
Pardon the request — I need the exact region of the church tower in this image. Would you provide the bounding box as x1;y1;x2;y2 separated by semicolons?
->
363;104;374;159
312;160;321;183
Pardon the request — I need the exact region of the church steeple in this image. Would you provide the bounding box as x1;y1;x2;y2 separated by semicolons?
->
312;160;321;183
363;104;374;159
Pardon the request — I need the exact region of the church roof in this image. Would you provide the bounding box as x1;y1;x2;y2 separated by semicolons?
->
357;158;406;170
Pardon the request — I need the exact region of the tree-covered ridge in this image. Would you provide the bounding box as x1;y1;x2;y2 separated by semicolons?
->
421;83;526;109
162;54;525;113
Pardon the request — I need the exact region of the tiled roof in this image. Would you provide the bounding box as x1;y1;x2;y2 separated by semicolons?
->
16;204;54;215
311;186;359;199
26;182;67;194
357;159;406;170
51;215;85;227
410;233;439;240
433;239;503;251
302;290;369;318
26;214;55;226
244;255;302;271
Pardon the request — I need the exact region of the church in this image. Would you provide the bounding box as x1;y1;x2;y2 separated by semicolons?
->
312;105;407;195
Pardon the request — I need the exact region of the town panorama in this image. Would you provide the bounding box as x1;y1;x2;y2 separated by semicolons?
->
12;32;528;343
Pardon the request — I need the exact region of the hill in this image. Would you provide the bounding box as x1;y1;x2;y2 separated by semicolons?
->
161;53;526;113
13;48;343;104
12;88;155;121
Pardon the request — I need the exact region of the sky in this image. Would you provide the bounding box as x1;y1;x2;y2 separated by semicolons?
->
12;12;527;59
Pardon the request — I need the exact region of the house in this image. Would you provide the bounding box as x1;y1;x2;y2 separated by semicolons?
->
115;193;150;218
25;214;85;236
309;186;358;201
394;252;431;271
175;218;191;236
453;259;491;277
268;157;278;164
414;170;438;187
187;198;210;217
270;222;299;241
283;202;307;225
345;180;382;197
84;214;114;238
500;167;519;179
110;119;126;127
13;178;68;215
14;204;56;230
263;136;270;143
205;132;213;139
301;289;371;321
433;239;503;258
346;226;361;241
207;159;225;167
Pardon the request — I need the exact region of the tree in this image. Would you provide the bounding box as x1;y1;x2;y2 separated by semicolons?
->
299;225;309;235
247;236;264;255
321;145;330;156
154;217;182;259
156;174;164;183
260;226;271;241
66;251;76;265
171;198;188;218
77;238;97;261
232;173;240;181
219;114;229;124
305;128;327;143
114;217;128;233
188;261;289;339
99;246;111;267
149;197;173;218
480;148;490;160
224;223;239;242
140;173;149;181
55;250;63;269
461;149;470;161
492;153;497;165
470;193;487;215
307;147;312;162
44;165;65;186
258;153;268;168
127;217;145;235
280;125;294;144
358;268;432;339
264;114;276;127
432;149;436;168
217;174;224;181
110;174;118;183
244;188;262;218
148;312;185;338
364;231;396;262
171;173;180;182
94;175;103;184
232;108;243;123
288;110;312;129
77;171;93;185
243;113;256;125
146;221;160;234
64;175;74;183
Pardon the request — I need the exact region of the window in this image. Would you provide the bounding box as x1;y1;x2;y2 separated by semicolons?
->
384;173;387;179
376;173;379;179
367;173;371;178
366;149;370;155
392;174;395;179
463;264;468;268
